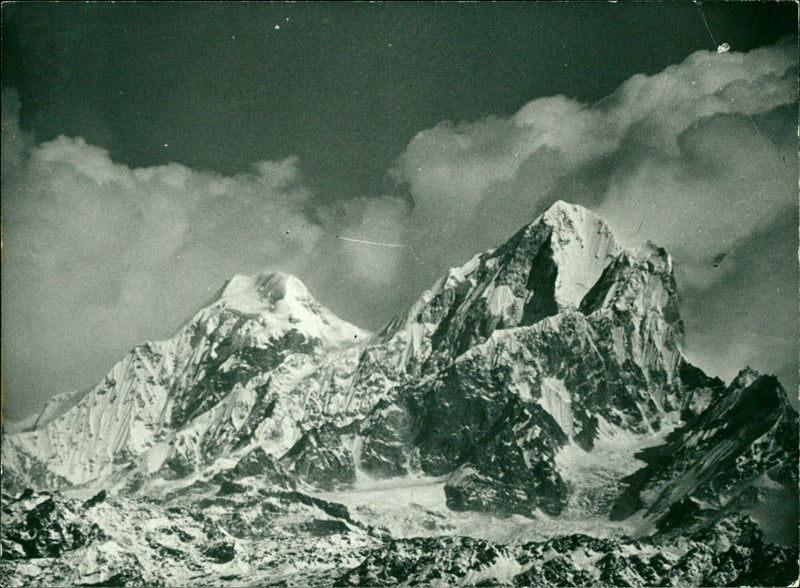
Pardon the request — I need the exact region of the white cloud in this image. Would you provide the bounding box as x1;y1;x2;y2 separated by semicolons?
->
394;37;796;264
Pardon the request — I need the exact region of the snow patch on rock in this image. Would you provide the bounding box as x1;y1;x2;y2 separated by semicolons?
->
538;377;574;437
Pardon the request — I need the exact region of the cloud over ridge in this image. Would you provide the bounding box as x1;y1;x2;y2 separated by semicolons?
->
388;35;798;393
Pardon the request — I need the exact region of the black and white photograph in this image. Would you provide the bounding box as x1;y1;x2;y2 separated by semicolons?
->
1;2;798;586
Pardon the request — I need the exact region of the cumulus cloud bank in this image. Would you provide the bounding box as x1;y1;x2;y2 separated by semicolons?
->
2;37;798;418
394;37;796;261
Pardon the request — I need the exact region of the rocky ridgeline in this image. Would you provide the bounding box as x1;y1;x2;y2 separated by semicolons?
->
2;201;797;586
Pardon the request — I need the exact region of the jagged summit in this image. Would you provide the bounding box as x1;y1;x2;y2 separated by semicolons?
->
2;268;370;489
537;198;594;220
579;241;680;326
393;201;627;362
610;368;798;542
729;366;761;391
537;199;603;229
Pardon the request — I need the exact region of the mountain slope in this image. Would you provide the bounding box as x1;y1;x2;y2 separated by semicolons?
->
610;369;799;543
2;271;369;491
2;200;796;587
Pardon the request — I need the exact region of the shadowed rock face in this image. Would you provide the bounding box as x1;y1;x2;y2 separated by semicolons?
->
2;202;796;587
338;202;707;518
280;424;357;491
422;201;621;367
358;239;700;517
610;372;799;537
4;204;791;507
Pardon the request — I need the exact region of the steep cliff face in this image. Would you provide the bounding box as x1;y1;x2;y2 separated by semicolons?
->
371;201;622;374
345;204;714;517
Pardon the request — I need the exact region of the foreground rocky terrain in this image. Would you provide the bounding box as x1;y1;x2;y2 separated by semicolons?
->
2;201;797;586
3;484;795;586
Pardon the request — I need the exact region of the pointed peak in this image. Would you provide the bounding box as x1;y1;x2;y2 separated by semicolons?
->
529;202;621;311
624;241;674;275
716;369;797;420
543;199;583;215
734;371;796;412
734;374;798;419
527;201;617;251
538;200;599;226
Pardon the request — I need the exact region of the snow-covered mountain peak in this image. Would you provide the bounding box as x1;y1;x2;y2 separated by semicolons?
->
533;201;622;310
209;270;369;350
538;199;596;227
535;200;611;242
384;202;648;365
630;241;673;272
219;271;306;313
2;199;798;587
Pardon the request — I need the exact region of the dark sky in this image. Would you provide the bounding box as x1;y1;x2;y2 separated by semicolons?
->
3;2;795;201
2;2;798;420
